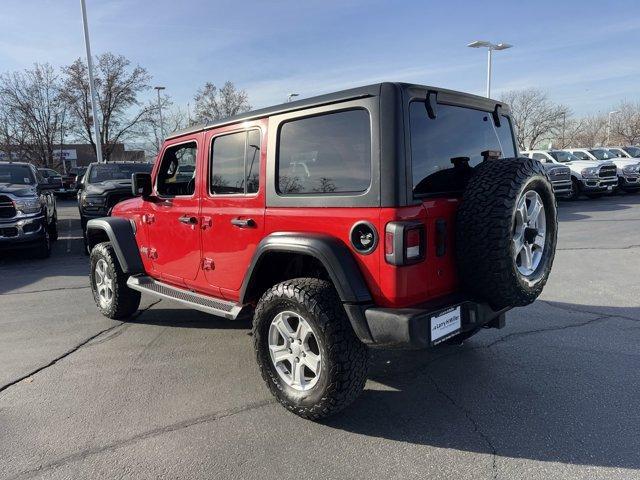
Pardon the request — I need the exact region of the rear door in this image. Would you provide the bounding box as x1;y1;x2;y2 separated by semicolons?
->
147;137;202;285
408;101;517;297
200;121;266;300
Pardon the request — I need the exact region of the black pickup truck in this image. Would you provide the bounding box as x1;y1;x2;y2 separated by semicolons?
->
77;162;152;248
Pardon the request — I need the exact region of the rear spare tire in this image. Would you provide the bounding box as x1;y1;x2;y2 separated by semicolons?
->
456;157;557;309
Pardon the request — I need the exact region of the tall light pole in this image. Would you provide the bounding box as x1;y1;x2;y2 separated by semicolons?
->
154;86;166;139
287;93;299;103
467;40;513;98
607;110;620;145
80;0;103;163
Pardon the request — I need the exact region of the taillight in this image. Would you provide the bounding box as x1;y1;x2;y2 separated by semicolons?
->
385;221;426;265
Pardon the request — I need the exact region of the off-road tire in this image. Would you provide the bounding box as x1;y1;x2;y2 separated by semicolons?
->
456;157;558;310
253;278;368;420
90;242;141;319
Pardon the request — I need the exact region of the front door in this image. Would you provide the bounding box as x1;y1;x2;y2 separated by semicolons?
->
200;124;265;300
147;137;202;284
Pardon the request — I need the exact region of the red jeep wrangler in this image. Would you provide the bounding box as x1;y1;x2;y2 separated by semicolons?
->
86;83;557;419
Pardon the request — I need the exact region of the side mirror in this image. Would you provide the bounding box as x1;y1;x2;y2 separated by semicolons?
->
75;178;84;190
132;172;152;198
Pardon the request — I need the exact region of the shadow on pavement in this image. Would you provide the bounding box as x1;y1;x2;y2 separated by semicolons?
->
322;300;640;471
126;307;252;330
558;193;640;222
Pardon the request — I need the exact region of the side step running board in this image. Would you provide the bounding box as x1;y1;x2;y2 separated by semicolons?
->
127;275;243;320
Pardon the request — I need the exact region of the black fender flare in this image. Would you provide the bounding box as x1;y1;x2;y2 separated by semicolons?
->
86;217;144;275
240;232;374;342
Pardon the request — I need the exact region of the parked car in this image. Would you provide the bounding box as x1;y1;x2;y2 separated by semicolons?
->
0;162;58;258
77;162;153;248
607;146;640;159
85;83;559;419
519;152;572;198
522;150;617;199
59;167;87;198
37;168;64;193
567;148;640;193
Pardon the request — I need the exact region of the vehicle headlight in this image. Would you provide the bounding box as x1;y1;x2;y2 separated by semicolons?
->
581;167;599;178
14;197;42;214
82;196;106;207
622;164;640;174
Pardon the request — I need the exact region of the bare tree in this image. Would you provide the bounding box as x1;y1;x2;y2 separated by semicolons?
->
0;63;67;166
500;88;569;150
565;114;608;148
611;101;640;145
61;52;152;162
193;81;251;124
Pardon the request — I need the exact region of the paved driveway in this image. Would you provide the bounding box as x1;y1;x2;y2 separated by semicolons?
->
1;196;639;479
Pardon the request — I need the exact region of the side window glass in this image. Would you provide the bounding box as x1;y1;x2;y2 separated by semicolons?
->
532;153;546;162
156;142;197;196
210;129;261;195
277;109;371;195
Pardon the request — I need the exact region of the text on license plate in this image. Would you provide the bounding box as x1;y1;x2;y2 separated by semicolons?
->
430;306;461;344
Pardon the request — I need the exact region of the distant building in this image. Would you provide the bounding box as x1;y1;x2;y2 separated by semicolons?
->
0;143;146;171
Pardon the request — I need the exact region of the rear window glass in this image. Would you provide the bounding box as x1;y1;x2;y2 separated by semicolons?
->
410;102;516;196
277;109;371;195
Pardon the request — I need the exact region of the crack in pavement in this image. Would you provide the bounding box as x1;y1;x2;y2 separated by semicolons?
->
0;299;161;396
557;244;640;251
426;372;498;479
479;314;613;349
0;285;90;296
9;398;275;480
539;300;640;323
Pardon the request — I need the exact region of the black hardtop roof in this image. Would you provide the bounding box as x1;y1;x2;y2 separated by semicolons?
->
167;82;507;141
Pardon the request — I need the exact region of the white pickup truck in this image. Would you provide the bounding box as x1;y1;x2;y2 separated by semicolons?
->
521;150;618;199
567;148;640;193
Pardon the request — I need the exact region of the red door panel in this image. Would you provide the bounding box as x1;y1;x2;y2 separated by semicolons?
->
200;121;267;300
146;136;203;285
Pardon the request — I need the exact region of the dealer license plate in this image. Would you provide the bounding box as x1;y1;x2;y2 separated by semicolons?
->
430;306;462;345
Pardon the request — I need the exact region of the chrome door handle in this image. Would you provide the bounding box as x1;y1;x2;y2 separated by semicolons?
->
230;217;255;228
178;215;198;225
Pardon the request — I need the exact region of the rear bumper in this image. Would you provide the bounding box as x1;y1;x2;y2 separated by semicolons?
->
355;294;508;348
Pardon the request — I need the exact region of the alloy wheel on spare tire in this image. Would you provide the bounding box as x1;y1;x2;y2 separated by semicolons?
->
253;278;368;420
456;157;558;310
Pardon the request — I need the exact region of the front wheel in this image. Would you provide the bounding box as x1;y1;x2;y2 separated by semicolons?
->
567;178;581;200
253;278;368;420
33;225;51;259
90;242;141;319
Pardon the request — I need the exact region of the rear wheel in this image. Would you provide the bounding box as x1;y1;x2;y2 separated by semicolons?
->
253;278;368;420
90;242;141;319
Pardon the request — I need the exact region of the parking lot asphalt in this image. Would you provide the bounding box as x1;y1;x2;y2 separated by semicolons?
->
0;196;639;480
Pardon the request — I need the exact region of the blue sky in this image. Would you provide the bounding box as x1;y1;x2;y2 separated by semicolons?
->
1;0;638;115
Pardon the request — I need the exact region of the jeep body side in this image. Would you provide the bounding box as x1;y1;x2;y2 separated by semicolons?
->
87;82;558;418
